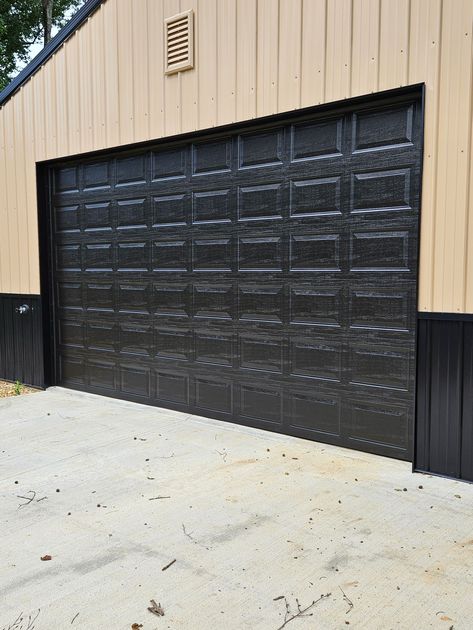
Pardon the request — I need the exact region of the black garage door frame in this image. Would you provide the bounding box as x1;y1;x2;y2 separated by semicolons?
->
37;83;425;461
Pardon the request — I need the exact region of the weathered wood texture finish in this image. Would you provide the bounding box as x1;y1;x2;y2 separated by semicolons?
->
0;0;472;314
49;93;422;460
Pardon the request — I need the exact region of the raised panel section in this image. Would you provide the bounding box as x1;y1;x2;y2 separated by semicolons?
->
238;183;282;221
289;391;341;435
290;339;341;381
290;234;340;271
193;190;231;224
155;283;190;318
84;243;113;271
59;320;84;348
57;282;82;310
238;237;282;271
290;177;341;217
153;194;186;227
290;286;341;327
119;324;152;356
195;378;233;414
153;240;188;272
193;238;232;271
117;242;148;271
86;283;114;312
116;155;147;186
120;365;150;397
240;384;282;425
87;321;116;352
347;401;408;450
55;167;79;193
350;231;409;271
88;360;116;390
156;370;189;404
194;285;232;320
291;118;342;161
57;244;81;272
352;105;413;152
192;139;231;175
350;290;409;331
84;202;112;232
155;328;191;360
350;345;410;390
238;129;283;168
118;283;149;314
195;332;233;366
117;198;147;230
240;335;283;373
59;355;84;383
239;285;283;323
351;169;411;213
55;205;80;233
83;162;111;191
152;147;187;181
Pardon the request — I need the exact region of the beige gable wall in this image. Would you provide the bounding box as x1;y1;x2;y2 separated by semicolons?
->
0;0;472;313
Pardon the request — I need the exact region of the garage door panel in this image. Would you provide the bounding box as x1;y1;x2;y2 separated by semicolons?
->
194;376;233;415
288;389;342;436
289;176;342;218
290;116;344;162
349;285;414;332
351;103;414;153
152;146;187;181
289;284;343;327
343;398;410;452
239;382;284;427
51;94;422;460
192;138;233;176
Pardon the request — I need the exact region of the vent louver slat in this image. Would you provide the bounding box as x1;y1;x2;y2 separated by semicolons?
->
165;10;194;74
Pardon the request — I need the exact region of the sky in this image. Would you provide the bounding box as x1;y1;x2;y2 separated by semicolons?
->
17;3;84;74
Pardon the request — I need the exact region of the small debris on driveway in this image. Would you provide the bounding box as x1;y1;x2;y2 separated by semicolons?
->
17;490;37;508
161;559;176;571
339;586;354;614
216;449;228;462
149;496;171;501
131;624;143;629
71;612;80;624
148;599;165;616
41;555;52;561
275;593;331;629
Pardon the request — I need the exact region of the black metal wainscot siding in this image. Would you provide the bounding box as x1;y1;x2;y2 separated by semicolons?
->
0;294;44;388
416;313;473;482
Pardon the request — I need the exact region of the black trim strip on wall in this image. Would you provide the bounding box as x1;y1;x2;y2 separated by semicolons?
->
416;312;473;482
418;312;473;322
0;0;104;107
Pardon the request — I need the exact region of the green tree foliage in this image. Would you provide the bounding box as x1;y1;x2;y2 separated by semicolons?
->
0;0;85;91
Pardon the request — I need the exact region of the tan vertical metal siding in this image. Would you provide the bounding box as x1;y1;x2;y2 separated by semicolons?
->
0;0;472;313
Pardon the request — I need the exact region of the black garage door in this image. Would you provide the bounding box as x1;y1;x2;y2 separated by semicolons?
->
49;91;422;460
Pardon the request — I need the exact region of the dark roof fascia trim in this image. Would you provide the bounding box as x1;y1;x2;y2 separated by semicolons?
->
0;0;104;107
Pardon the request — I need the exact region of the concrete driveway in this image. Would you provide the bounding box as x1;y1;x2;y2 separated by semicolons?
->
1;388;472;629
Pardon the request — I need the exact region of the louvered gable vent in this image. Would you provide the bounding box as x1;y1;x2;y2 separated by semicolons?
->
165;10;194;74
